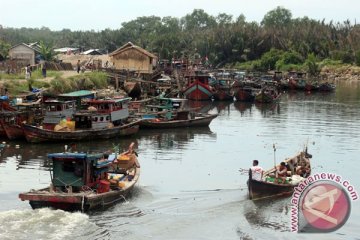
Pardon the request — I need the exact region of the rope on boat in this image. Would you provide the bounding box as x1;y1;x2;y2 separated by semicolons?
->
102;195;128;207
55;177;82;189
81;195;85;213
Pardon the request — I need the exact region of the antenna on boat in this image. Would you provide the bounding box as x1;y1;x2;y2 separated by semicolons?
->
112;144;120;159
273;143;276;167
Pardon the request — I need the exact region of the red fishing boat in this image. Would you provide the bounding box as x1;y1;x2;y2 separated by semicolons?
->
182;72;215;101
0;97;17;137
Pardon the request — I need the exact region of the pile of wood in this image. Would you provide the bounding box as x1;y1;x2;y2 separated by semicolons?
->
44;61;73;71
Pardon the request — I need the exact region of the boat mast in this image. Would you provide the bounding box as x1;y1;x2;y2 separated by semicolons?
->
273;143;276;167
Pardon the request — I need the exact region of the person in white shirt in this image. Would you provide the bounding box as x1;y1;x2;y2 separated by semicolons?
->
249;160;264;181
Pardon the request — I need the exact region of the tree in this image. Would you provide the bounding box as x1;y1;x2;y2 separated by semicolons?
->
0;39;11;60
305;53;320;76
38;41;58;61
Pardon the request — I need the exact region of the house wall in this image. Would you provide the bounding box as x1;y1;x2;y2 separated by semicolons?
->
9;45;35;65
111;49;153;74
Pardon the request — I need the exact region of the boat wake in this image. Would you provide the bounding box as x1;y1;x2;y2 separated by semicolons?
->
0;208;92;240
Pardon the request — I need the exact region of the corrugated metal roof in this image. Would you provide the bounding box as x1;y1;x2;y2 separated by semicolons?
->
58;90;95;98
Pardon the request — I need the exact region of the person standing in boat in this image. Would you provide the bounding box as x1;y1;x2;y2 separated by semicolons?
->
249;160;264;181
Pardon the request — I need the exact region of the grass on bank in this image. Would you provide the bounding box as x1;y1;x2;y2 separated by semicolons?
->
49;71;108;94
0;69;61;81
0;71;108;96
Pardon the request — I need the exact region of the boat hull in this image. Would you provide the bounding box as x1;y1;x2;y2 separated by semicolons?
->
22;120;141;143
213;89;233;101
140;114;218;129
20;168;140;212
1;122;24;140
233;88;256;102
248;179;295;200
183;80;214;101
255;91;281;103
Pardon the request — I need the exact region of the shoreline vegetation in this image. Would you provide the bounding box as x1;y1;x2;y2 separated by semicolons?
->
1;6;360;95
0;70;109;96
0;63;358;97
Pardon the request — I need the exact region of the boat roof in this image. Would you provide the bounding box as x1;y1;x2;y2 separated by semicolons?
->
43;100;76;104
86;97;131;104
158;97;187;102
58;90;95;98
48;152;104;161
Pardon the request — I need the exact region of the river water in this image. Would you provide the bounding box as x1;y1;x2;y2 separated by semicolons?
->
0;81;359;240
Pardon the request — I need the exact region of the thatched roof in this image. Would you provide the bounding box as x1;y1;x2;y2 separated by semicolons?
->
109;42;157;59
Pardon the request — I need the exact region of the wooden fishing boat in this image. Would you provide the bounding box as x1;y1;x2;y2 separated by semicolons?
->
212;78;234;101
22;98;141;143
233;85;257;102
0;97;17;137
318;82;336;92
140;112;218;129
134;97;192;120
248;149;312;200
0;101;43;140
182;72;215;101
255;86;281;103
19;143;140;212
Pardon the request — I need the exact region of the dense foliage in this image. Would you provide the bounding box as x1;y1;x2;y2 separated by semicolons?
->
0;7;359;70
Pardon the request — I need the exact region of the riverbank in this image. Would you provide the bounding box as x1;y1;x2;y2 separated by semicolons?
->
320;65;360;82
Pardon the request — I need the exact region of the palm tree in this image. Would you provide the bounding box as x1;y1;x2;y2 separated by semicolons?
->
38;41;58;61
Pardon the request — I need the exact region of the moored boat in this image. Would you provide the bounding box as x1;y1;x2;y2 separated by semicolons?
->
318;82;336;92
140;112;218;129
22;98;141;143
248;149;312;200
233;85;257;102
0;96;17;137
255;86;281;103
182;72;215;101
19;143;140;212
0;101;43;140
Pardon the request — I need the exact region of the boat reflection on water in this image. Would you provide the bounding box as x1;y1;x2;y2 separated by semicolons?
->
186;100;217;114
233;102;253;115
254;102;280;117
0;138;138;170
213;101;232;115
186;99;233;115
137;126;216;151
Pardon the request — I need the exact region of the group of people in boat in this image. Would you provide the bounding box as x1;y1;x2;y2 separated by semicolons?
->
249;154;310;184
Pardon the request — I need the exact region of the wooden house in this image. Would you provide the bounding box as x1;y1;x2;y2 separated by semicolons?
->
109;42;157;75
9;43;41;65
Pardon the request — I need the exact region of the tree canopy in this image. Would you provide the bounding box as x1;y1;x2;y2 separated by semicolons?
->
0;7;359;68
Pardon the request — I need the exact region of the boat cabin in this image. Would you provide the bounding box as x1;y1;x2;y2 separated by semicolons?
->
49;152;113;193
43;100;76;130
184;71;213;86
74;98;131;129
144;97;187;120
57;90;96;109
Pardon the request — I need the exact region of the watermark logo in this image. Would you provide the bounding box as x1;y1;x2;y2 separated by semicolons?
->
291;173;358;233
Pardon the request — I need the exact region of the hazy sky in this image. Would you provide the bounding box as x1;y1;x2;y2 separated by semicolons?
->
1;0;359;31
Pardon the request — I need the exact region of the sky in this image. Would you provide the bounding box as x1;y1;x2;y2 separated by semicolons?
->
0;0;359;31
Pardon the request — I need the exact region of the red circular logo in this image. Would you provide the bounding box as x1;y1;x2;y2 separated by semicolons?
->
300;181;351;232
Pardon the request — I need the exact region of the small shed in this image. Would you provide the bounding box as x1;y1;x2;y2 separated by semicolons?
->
8;43;41;65
109;42;157;74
